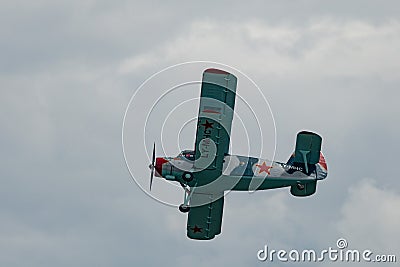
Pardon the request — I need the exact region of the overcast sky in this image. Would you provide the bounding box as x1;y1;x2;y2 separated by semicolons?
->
1;1;400;266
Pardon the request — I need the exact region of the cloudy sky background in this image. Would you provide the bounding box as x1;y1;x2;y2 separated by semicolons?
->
1;0;400;266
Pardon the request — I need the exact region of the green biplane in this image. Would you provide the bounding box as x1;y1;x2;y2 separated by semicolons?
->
149;68;328;240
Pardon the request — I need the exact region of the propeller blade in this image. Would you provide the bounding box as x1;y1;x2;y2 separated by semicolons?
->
152;142;156;166
150;142;155;190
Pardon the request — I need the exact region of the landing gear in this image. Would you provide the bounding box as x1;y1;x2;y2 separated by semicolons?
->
297;183;305;190
179;204;190;213
182;171;193;182
178;180;197;214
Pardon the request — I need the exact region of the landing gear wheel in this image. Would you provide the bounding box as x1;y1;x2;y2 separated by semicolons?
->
182;172;193;182
179;204;190;213
297;183;305;190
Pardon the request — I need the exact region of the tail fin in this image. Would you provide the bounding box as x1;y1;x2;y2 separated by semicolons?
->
316;152;328;180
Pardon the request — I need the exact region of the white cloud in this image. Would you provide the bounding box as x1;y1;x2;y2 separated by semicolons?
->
118;53;161;74
119;19;400;82
337;179;400;253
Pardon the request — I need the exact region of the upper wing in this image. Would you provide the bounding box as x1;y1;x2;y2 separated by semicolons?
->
193;68;237;185
187;193;224;240
185;69;236;240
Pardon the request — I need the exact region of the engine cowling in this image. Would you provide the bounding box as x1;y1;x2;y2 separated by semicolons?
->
290;181;317;197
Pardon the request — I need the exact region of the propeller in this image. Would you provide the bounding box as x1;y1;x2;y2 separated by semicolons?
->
149;142;156;191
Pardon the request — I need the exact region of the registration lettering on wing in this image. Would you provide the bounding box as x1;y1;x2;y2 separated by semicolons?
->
202;106;221;114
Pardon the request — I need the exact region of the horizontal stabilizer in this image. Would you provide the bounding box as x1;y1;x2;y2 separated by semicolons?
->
290;181;317;197
293;131;322;168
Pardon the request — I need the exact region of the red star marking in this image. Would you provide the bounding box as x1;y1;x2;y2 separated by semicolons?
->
201;120;214;130
256;162;273;175
190;225;203;233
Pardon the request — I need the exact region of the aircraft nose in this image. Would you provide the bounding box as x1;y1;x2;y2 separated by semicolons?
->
155;157;168;177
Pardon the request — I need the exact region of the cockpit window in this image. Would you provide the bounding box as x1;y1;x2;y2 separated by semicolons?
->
180;150;195;161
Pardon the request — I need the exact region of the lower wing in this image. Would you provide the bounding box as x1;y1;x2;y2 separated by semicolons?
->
186;192;224;240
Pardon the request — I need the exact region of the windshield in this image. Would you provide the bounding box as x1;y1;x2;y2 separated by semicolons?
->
179;150;195;161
